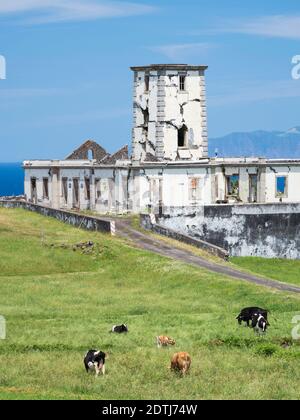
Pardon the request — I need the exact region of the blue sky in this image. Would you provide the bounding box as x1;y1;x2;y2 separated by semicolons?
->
0;0;300;161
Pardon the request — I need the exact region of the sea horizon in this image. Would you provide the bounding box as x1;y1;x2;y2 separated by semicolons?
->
0;162;24;196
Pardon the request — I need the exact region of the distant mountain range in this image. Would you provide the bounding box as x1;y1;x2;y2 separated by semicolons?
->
209;127;300;159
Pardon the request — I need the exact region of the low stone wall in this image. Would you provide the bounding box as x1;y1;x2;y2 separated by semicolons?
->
0;201;112;234
140;214;229;260
157;204;300;259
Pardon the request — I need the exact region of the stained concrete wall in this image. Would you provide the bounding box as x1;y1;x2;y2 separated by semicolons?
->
140;213;229;260
157;204;300;259
0;201;112;234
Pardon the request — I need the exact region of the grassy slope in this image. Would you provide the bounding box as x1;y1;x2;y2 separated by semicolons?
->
1;209;300;400
232;257;300;286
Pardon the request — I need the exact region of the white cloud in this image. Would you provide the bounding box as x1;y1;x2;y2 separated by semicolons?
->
149;43;215;61
216;15;300;40
208;80;300;107
0;0;156;24
0;0;53;14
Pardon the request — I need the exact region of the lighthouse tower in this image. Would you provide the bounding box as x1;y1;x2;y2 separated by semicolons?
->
131;64;208;162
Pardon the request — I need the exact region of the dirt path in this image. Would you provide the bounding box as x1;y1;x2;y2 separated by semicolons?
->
113;219;300;294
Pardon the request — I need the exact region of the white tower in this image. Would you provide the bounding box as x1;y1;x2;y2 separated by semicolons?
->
131;64;208;162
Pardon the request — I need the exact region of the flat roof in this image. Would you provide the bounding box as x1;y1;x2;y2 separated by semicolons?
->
23;157;300;170
130;64;208;72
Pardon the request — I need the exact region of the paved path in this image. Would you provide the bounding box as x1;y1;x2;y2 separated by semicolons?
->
113;219;300;295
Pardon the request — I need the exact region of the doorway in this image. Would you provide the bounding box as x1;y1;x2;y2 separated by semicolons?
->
62;178;68;205
73;178;80;209
150;178;163;213
31;178;37;204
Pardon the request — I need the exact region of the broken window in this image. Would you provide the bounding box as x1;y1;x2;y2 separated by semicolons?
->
87;149;94;160
73;178;80;208
150;178;163;207
276;176;288;197
84;177;91;201
249;174;258;203
62;178;68;204
143;108;149;126
189;178;201;202
178;125;188;148
179;75;186;91
145;73;150;92
95;178;101;200
226;175;239;197
43;178;49;199
31;178;37;203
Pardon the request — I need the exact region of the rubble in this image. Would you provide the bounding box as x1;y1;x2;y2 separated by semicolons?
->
46;241;112;257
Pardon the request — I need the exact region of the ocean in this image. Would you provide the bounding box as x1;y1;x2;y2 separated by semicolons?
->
0;163;24;196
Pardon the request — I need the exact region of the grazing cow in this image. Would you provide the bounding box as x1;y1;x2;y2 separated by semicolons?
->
170;352;191;375
252;314;270;335
111;324;128;334
236;307;269;327
156;336;176;348
84;350;106;376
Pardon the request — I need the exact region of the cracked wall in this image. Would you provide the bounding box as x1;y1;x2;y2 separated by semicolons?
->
132;67;208;162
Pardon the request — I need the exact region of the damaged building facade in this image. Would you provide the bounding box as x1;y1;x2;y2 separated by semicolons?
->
24;64;300;215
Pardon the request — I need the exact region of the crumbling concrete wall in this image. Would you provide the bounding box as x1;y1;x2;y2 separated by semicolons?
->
157;204;300;259
131;66;208;162
24;162;131;215
66;140;108;161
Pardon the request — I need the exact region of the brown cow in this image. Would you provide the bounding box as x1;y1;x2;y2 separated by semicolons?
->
156;336;176;348
170;352;191;375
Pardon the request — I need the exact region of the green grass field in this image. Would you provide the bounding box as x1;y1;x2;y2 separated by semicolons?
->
1;208;300;400
232;257;300;286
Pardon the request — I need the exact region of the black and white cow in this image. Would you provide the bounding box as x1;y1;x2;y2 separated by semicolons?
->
236;307;269;327
84;350;106;376
111;324;128;334
252;313;270;335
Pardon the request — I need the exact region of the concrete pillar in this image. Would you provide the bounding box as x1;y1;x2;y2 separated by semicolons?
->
90;174;96;211
67;178;73;210
258;168;267;203
132;170;140;214
108;178;116;213
210;167;216;203
79;175;86;210
114;170;121;214
51;168;60;209
239;168;249;203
